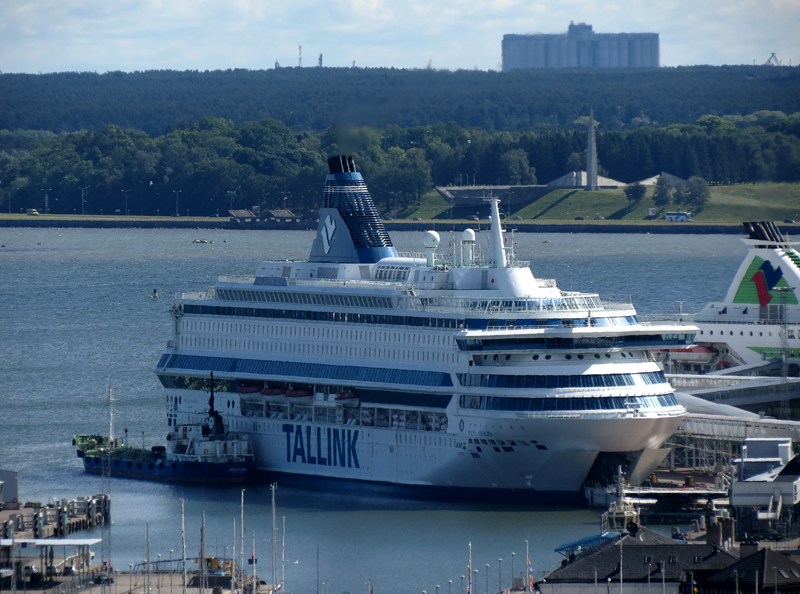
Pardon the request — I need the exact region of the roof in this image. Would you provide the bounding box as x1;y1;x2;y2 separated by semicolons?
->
543;537;737;583
1;538;102;546
265;209;296;218
705;548;800;587
228;209;255;218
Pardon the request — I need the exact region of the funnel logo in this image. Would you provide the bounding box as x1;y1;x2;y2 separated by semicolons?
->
751;261;783;306
321;215;336;254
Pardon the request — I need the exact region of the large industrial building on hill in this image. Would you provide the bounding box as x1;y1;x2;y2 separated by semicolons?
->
502;22;659;70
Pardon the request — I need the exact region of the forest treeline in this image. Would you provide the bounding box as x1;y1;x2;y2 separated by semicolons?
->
1;66;799;135
1;112;798;217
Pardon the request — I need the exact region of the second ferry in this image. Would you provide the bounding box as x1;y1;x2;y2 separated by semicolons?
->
155;155;692;502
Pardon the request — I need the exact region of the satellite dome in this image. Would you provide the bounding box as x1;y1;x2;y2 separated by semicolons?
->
423;231;440;249
462;229;476;242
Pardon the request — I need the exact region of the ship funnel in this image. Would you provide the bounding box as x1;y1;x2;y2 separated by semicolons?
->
486;198;507;268
309;155;398;264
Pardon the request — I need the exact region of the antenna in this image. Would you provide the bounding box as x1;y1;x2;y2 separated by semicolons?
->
318;53;323;67
299;45;302;67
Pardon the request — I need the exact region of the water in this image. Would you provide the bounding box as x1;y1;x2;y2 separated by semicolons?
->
0;227;747;594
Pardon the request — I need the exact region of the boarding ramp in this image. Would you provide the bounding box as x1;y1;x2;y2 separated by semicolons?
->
668;374;800;408
706;359;782;376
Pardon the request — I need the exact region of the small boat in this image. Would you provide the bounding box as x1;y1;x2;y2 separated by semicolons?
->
334;391;359;407
261;386;287;403
74;374;255;483
285;388;313;405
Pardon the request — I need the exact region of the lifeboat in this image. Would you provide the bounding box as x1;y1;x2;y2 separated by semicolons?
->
286;389;313;405
238;385;263;403
261;386;287;403
335;392;359;407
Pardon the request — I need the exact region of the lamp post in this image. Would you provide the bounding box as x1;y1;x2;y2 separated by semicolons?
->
449;580;453;594
486;564;490;594
511;554;515;589
122;189;131;216
461;575;465;594
498;559;503;593
170;550;173;594
157;554;161;592
436;585;440;594
129;564;133;591
173;190;181;216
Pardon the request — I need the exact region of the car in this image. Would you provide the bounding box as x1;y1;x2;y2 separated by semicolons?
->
62;566;78;576
574;216;585;220
785;219;795;224
469;216;479;221
46;566;61;577
483;215;492;220
24;566;41;577
512;216;522;220
594;216;604;220
412;217;422;221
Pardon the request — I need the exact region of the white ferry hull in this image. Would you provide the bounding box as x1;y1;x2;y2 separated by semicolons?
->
175;408;683;498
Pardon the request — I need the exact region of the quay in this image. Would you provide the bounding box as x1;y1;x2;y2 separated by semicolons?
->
0;495;110;539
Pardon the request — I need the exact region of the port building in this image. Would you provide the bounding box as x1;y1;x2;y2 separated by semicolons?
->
502;22;659;70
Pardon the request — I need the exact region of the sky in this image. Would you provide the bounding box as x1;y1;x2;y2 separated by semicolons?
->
0;0;798;74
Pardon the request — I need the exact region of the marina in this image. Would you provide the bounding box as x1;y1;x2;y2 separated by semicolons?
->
2;218;799;594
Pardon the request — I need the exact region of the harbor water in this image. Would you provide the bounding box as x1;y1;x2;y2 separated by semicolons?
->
0;227;748;594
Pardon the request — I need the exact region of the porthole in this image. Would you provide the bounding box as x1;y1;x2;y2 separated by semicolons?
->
730;331;733;336
621;353;627;358
740;332;744;336
710;331;714;335
545;355;552;360
760;332;763;337
532;355;539;360
605;353;611;358
577;354;584;360
493;355;499;361
700;331;704;335
629;352;634;357
565;354;572;360
594;354;601;359
505;354;511;361
769;332;772;337
750;331;753;336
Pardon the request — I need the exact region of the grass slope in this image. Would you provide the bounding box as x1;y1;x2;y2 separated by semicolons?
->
405;183;800;223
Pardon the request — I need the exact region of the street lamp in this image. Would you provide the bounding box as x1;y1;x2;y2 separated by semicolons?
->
169;550;173;594
498;559;503;593
122;189;131;216
173;190;181;216
511;554;515;589
448;580;453;594
157;554;161;592
486;564;490;594
461;575;465;594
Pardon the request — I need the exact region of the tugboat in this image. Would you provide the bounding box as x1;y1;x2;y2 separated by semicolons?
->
74;374;255;483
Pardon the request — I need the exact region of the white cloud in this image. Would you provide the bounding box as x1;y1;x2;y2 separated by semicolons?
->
0;0;797;72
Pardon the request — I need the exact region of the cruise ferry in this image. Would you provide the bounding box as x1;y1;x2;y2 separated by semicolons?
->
155;155;691;502
659;222;800;373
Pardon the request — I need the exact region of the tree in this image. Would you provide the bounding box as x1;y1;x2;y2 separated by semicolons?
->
652;175;673;207
623;182;646;204
673;184;691;208
496;149;537;185
686;176;711;209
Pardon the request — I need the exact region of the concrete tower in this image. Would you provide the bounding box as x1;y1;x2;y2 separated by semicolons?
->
586;109;598;191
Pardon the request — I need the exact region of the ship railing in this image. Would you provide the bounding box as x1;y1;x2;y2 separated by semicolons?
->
180;291;213;300
396;295;609;314
218;275;256;284
601;302;637;312
291;278;404;289
638;313;698;324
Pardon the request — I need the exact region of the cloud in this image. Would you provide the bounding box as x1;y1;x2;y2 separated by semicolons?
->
0;0;797;72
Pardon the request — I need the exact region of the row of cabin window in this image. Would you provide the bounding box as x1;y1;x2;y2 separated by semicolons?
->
456;333;694;351
459;393;679;412
457;371;668;389
180;334;457;364
184;303;635;331
164;354;454;387
184;319;452;346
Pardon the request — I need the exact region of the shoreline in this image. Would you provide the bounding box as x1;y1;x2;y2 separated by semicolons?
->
0;217;755;235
